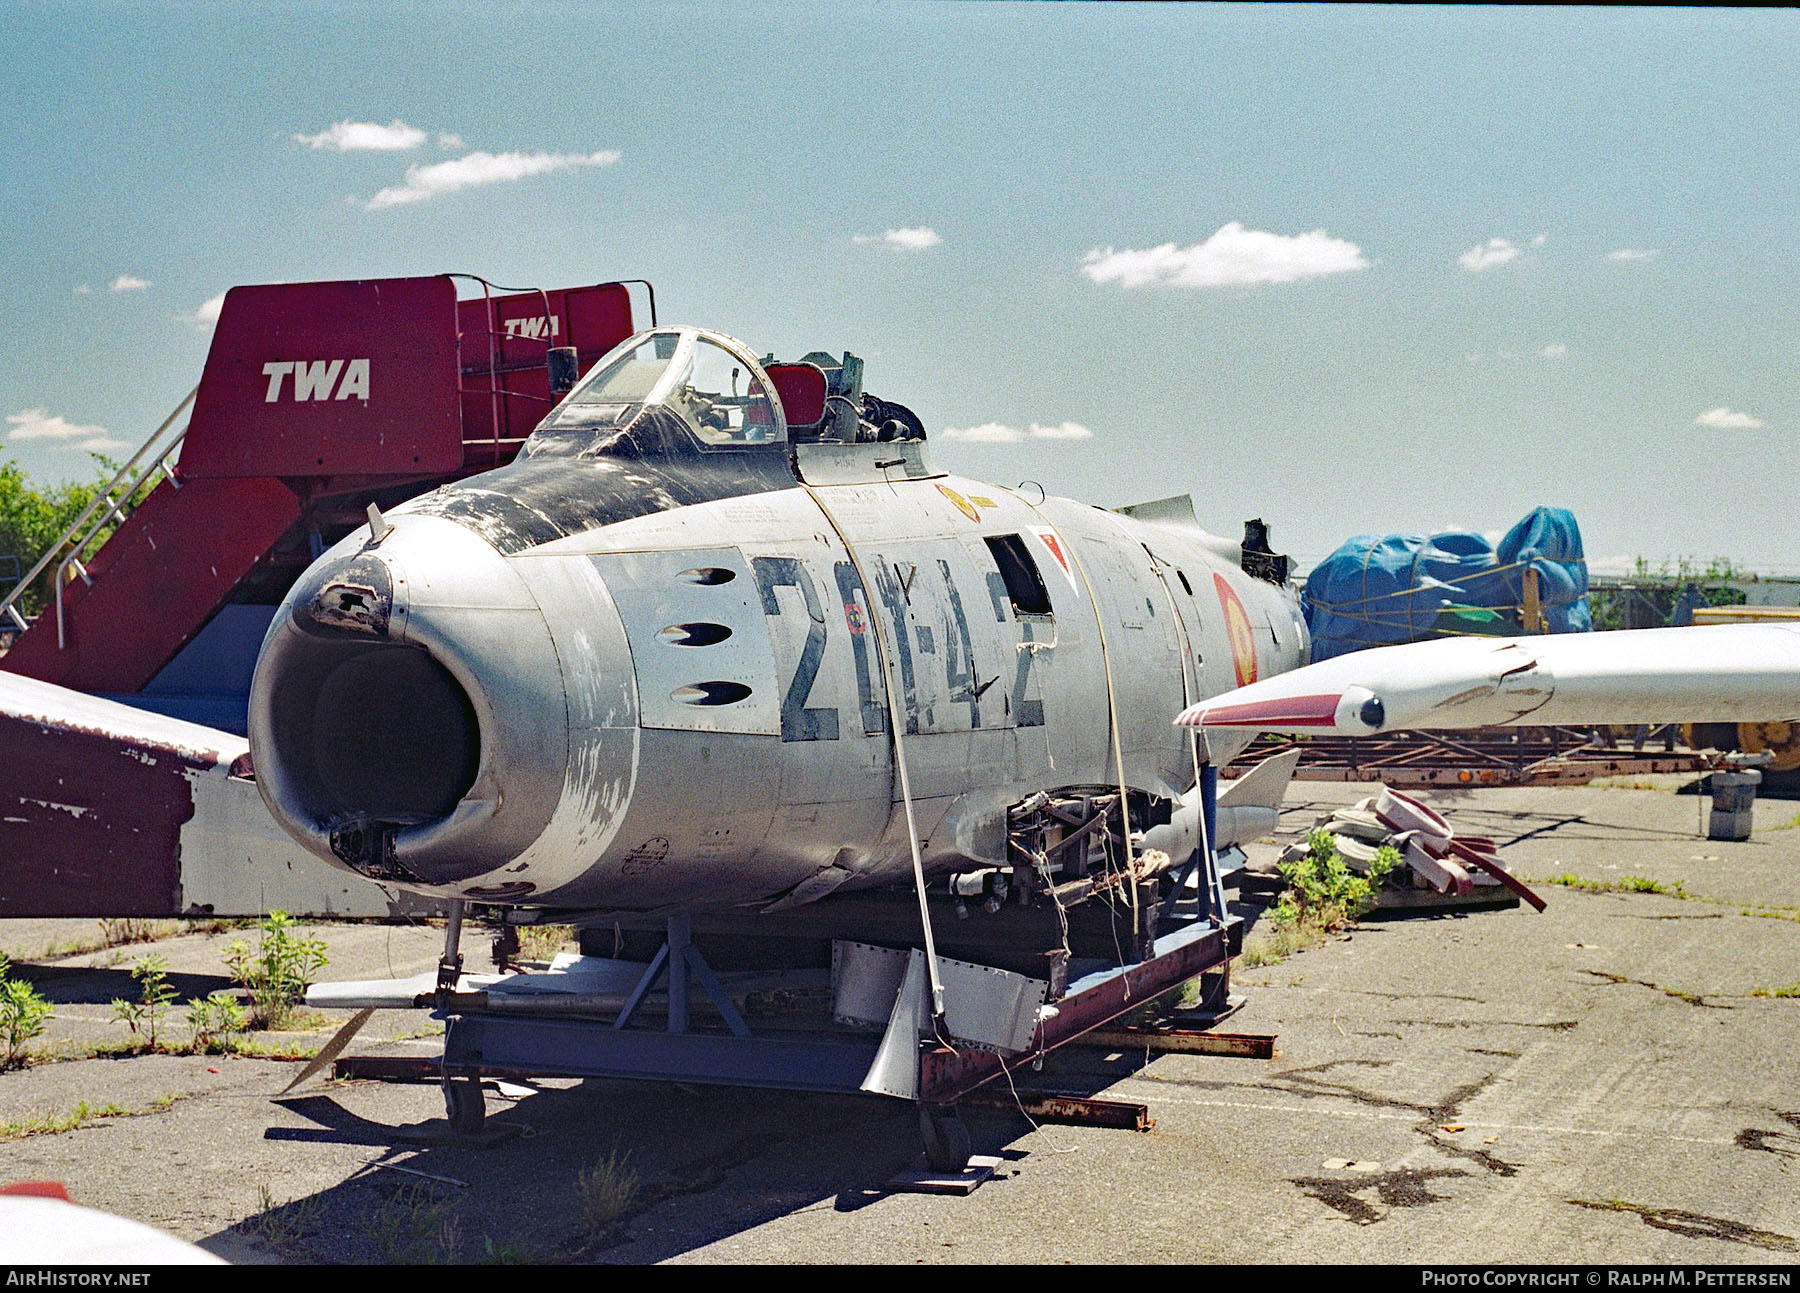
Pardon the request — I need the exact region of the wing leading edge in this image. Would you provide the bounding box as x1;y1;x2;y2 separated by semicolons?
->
1175;623;1800;737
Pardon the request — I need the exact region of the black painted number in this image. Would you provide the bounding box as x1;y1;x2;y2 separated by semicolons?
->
752;557;840;743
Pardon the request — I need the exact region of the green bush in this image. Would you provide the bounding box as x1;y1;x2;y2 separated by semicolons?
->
0;454;150;617
224;911;328;1030
187;991;250;1052
1273;830;1399;932
0;952;54;1068
111;953;176;1049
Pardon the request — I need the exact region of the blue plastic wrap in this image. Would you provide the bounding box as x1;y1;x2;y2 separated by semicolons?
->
1302;507;1590;661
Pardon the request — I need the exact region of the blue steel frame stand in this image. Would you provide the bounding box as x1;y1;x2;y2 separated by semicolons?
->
612;913;750;1037
434;790;1240;1143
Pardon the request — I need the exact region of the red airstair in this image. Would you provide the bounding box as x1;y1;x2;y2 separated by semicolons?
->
0;274;643;697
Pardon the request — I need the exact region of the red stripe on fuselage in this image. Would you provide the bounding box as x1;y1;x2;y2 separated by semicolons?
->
1185;693;1344;728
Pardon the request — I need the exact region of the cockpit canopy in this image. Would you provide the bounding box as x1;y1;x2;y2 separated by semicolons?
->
555;326;785;447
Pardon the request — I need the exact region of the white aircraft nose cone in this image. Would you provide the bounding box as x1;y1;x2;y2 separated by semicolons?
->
249;515;572;888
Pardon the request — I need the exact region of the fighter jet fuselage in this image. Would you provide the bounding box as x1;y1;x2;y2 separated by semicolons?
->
248;326;1307;913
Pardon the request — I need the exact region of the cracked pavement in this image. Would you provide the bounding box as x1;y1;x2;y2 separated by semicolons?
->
1;777;1797;1263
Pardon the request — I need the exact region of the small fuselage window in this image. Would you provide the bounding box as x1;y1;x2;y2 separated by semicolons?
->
986;534;1054;617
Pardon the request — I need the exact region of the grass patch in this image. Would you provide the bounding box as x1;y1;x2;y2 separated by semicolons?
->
367;1182;462;1264
0;1092;184;1141
240;1184;327;1254
1538;872;1689;898
1535;873;1800;923
515;924;576;962
1750;983;1800;999
1236;921;1319;970
577;1148;640;1234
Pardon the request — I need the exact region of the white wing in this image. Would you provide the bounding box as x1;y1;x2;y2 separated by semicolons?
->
1175;623;1800;736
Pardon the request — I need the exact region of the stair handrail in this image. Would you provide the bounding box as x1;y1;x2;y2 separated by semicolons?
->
0;386;197;645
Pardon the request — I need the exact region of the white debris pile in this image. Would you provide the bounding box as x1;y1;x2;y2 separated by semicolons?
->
1280;786;1511;897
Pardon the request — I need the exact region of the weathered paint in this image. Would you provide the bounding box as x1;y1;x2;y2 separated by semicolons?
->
0;674;405;917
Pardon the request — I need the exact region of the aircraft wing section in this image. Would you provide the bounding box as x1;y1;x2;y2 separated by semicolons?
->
0;671;414;918
1175;624;1800;736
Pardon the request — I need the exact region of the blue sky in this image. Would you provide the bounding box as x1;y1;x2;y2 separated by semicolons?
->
3;3;1796;574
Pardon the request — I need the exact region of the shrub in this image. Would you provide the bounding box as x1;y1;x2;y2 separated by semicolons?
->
224;910;328;1030
187;991;250;1052
111;953;176;1049
0;953;54;1068
1272;830;1399;932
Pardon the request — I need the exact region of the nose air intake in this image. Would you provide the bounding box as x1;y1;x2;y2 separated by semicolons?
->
265;550;479;854
250;515;572;890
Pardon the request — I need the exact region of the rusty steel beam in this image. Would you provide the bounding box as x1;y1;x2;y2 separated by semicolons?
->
961;1090;1152;1131
334;1055;441;1082
1080;1027;1278;1059
1229;725;1711;789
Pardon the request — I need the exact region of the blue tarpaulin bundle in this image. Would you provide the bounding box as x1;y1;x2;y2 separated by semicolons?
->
1301;506;1591;661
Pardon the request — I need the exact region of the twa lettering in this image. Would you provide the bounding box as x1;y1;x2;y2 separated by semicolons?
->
262;359;371;403
502;316;561;340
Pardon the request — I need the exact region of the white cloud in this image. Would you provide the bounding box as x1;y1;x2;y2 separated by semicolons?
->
1530;233;1547;248
7;408;108;442
1082;222;1368;288
940;420;1093;444
940;422;1024;444
109;274;151;293
1608;248;1660;262
295;119;430;151
178;290;227;329
1695;407;1767;430
1024;421;1092;440
1457;238;1519;272
364;148;621;210
72;284;91;295
436;132;464;150
1539;343;1568;359
852;226;942;252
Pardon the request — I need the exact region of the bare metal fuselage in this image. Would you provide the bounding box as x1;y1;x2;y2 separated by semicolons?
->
250;427;1306;914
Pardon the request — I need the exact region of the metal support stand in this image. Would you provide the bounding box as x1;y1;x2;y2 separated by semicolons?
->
437;899;466;992
612;914;750;1037
437;899;484;1134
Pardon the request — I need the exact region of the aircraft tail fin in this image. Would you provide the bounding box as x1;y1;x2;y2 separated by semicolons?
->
1216;749;1301;811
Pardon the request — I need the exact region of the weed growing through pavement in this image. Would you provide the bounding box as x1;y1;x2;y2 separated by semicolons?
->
577;1147;641;1234
187;992;250;1052
240;1183;327;1254
111;954;176;1049
224;910;328;1030
0;952;53;1068
1232;832;1398;970
1;1093;184;1142
367;1182;462;1264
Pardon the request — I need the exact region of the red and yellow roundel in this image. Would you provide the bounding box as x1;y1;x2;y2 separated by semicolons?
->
1213;572;1259;687
936;484;981;523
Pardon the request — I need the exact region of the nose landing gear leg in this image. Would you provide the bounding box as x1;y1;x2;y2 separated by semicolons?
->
437;900;486;1135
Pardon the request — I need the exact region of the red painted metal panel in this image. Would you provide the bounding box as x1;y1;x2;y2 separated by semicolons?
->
457;283;636;457
0;714;200;917
181;277;464;478
766;363;827;428
1;477;301;692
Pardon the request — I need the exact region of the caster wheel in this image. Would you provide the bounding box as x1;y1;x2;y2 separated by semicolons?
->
444;1076;486;1135
919;1103;971;1173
